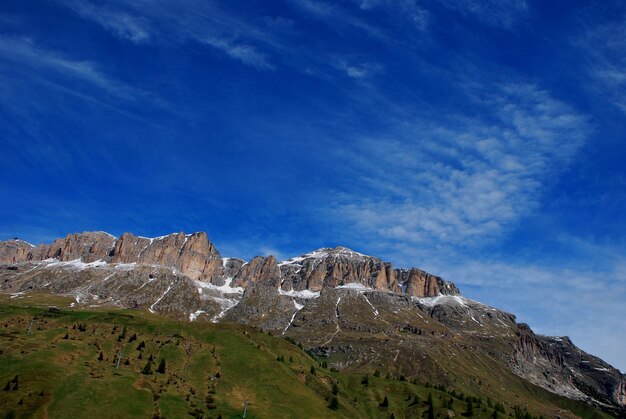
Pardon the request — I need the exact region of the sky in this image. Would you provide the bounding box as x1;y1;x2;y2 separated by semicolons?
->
1;0;625;371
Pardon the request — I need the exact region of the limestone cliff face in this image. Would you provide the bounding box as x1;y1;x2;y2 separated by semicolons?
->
511;323;626;408
45;232;116;263
0;233;460;296
1;231;223;281
108;231;223;281
232;256;281;288
395;268;460;297
278;247;401;293
0;240;36;263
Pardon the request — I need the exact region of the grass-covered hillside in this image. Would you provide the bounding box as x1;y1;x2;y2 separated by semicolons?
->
0;294;613;419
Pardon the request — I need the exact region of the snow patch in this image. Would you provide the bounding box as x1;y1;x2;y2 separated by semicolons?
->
282;299;305;335
211;297;239;322
337;282;371;290
149;283;173;313
189;310;206;321
414;295;467;307
44;259;108;270
195;278;244;295
278;289;320;299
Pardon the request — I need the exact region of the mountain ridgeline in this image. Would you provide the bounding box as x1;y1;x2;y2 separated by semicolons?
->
1;231;625;416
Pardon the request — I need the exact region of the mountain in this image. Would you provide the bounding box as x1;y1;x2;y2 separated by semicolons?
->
1;231;624;416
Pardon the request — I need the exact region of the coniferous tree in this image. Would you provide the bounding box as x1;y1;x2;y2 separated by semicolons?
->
328;397;339;410
361;374;369;387
467;399;474;416
157;358;166;374
380;396;389;408
142;361;152;375
332;383;339;395
310;365;316;375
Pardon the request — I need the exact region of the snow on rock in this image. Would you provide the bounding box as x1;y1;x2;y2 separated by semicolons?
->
195;278;244;295
414;295;467;307
278;288;320;299
44;259;108;270
337;283;371;290
189;310;206;321
149;283;173;313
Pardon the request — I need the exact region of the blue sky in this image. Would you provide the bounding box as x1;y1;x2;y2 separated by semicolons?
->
1;0;625;371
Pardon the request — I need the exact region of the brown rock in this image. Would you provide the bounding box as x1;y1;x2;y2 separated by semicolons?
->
233;256;281;288
45;232;116;263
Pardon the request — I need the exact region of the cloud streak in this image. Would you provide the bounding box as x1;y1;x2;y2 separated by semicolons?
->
330;83;588;250
0;37;137;100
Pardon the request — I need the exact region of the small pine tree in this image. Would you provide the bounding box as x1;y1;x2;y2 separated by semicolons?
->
399;375;406;381
289;356;293;363
328;397;339;410
467;399;474;416
128;333;137;342
332;383;339;395
157;359;166;374
380;396;389;408
141;361;152;375
3;381;10;391
63;333;69;339
136;341;145;351
409;394;420;406
374;369;381;377
390;413;395;419
310;366;316;375
492;410;499;419
98;352;104;361
361;374;369;387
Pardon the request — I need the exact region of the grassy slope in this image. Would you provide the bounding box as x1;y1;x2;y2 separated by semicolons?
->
0;295;614;419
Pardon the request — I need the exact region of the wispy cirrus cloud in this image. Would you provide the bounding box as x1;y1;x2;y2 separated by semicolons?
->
329;83;588;253
352;0;429;31
65;0;150;43
439;0;529;29
0;37;137;100
55;0;281;71
203;38;275;70
334;60;384;79
577;14;626;113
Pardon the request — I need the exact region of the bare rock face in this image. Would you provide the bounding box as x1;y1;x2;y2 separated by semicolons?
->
396;268;460;297
0;240;35;263
45;232;116;263
278;247;400;293
109;231;223;281
511;325;626;410
109;232;152;263
221;282;296;332
232;256;281;288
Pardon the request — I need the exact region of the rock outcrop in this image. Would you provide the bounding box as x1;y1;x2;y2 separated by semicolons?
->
396;268;460;297
232;256;281;288
278;247;404;294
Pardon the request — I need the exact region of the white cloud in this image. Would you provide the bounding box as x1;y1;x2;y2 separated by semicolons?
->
331;83;588;249
335;60;384;79
66;0;150;43
440;0;529;29
203;38;275;70
55;0;278;70
577;15;626;114
0;37;136;99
